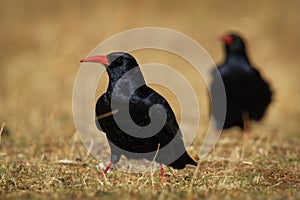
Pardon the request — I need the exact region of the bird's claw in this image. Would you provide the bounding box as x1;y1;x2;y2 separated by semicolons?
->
160;176;167;182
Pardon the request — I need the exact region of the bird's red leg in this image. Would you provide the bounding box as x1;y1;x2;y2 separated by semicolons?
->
100;162;113;177
242;112;252;140
160;164;166;182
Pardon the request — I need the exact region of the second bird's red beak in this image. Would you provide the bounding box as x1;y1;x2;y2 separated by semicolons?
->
220;35;234;44
80;55;109;65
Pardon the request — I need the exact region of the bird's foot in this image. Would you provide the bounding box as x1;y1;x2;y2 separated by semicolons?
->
160;176;167;182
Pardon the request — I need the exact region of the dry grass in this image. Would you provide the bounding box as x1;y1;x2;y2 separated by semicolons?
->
0;134;299;199
0;0;300;199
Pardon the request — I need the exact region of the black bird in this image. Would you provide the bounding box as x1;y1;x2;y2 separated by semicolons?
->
210;33;273;139
80;52;197;178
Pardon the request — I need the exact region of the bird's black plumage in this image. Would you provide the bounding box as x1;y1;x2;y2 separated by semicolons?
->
211;33;272;131
83;52;196;169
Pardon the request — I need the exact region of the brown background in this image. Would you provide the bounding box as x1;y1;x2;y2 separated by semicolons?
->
0;0;299;145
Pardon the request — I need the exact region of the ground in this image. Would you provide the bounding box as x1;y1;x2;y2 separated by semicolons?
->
0;0;299;199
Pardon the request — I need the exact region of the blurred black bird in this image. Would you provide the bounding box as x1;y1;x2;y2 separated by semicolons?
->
80;52;197;179
210;33;273;139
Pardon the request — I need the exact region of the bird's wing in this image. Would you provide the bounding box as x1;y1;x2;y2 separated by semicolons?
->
130;86;188;165
129;85;182;135
245;66;273;118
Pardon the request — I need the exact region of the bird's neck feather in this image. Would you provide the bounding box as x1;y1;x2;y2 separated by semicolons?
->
225;49;250;64
106;68;146;98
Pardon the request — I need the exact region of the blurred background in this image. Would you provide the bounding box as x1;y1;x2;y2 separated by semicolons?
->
0;0;299;149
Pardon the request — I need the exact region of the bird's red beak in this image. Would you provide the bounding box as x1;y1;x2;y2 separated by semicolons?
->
220;35;234;44
80;55;109;65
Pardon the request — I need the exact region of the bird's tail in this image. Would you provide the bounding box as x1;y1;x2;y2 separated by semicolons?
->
186;153;197;166
169;152;197;169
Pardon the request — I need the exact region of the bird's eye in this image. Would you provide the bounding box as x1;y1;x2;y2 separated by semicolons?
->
115;57;123;64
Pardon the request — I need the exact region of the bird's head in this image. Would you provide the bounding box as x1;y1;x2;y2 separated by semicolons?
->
221;33;246;54
80;52;140;80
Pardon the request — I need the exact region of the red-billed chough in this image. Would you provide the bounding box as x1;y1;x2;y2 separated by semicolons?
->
80;52;197;179
210;33;273;139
